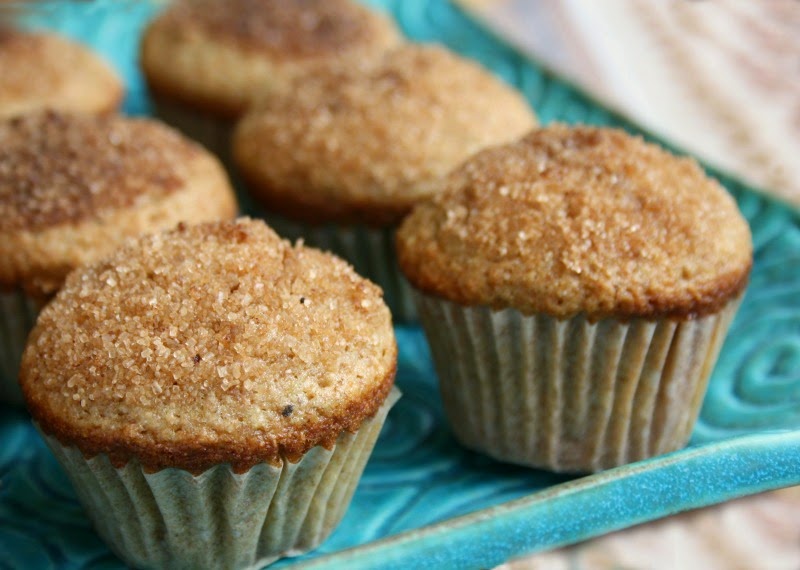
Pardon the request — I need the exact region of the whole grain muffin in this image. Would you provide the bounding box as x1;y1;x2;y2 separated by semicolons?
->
234;43;538;319
397;124;752;472
20;218;398;569
0;110;237;405
140;0;401;160
0;28;123;119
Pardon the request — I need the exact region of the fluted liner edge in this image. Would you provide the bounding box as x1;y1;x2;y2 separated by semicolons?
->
415;293;741;473
40;387;400;569
151;97;232;165
0;288;40;406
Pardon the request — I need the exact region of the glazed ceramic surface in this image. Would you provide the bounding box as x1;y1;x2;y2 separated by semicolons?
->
1;1;799;569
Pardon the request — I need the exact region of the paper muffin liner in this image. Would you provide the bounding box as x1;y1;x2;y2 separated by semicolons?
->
151;97;234;168
40;387;400;570
415;292;742;473
266;215;417;322
0;288;40;406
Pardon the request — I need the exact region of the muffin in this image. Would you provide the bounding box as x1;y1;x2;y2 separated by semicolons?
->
20;218;399;569
0;28;123;119
0;110;237;405
396;125;752;473
233;44;538;320
140;0;401;162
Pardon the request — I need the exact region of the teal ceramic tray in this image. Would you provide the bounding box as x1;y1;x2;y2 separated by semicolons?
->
2;1;799;568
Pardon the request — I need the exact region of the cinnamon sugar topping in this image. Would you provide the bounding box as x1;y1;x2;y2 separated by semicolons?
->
234;44;537;225
21;218;396;472
0;111;200;232
163;0;387;56
0;31;62;100
397;125;753;320
0;31;122;118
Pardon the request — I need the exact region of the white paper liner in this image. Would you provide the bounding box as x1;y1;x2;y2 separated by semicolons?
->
151;97;232;164
415;292;742;473
265;215;416;322
0;288;40;406
40;387;400;570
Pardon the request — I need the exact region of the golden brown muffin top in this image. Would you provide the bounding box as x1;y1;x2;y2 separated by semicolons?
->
157;0;393;56
233;44;537;226
397;125;753;320
0;30;123;118
21;218;397;473
0;110;237;297
0;111;200;233
140;0;401;117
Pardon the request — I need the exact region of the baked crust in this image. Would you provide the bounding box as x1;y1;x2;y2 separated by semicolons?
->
397;125;753;320
20;219;397;473
0;30;123;118
0;111;237;298
140;0;401;118
233;44;537;227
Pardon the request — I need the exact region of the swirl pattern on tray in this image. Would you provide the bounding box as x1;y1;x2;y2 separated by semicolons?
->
692;191;800;443
0;0;798;568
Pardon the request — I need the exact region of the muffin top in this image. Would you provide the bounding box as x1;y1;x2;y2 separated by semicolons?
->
233;44;537;226
397;125;753;320
0;111;237;297
0;29;123;118
140;0;401;117
21;218;397;473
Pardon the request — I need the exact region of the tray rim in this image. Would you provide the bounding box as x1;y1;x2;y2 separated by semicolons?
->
294;429;800;569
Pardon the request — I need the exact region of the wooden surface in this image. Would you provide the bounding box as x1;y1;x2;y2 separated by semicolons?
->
459;0;800;208
456;1;800;567
503;486;800;570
